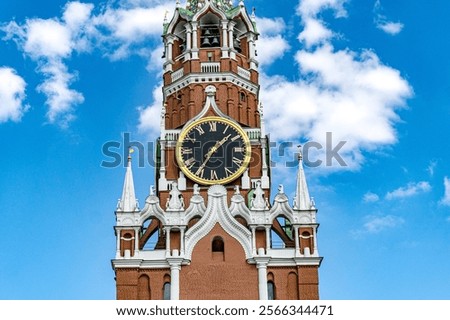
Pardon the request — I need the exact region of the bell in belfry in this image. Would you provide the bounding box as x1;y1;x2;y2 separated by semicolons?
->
211;37;220;47
202;37;211;47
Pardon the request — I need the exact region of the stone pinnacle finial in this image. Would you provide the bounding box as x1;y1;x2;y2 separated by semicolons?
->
118;149;139;212
128;147;134;162
193;184;201;195
293;144;312;211
250;181;266;210
166;182;185;211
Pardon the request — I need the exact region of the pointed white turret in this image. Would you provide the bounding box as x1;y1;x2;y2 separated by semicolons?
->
293;145;312;210
117;150;139;212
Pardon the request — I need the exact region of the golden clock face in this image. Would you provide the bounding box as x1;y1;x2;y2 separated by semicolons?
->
176;117;251;185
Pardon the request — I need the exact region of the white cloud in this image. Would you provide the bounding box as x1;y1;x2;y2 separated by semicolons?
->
91;2;172;61
256;17;286;35
256;35;290;67
63;1;94;30
427;160;437;177
63;1;95;52
296;0;346;48
0;67;29;123
261;44;412;169
377;21;404;36
351;214;405;238
23;19;73;58
145;44;165;73
363;192;379;203
439;177;450;207
297;0;347;19
138;83;163;137
1;1;94;127
119;0;168;7
298;18;333;48
258;0;412;170
94;6;166;41
37;61;84;127
255;17;290;66
363;215;404;234
1;1;168;127
385;181;431;200
374;0;404;36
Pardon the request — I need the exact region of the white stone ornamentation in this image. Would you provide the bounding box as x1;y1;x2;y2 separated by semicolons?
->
166;182;185;211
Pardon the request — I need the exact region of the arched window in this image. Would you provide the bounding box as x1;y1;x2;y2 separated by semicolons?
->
240;92;246;102
287;272;299;299
267;281;275;300
212;236;224;252
163;282;171;300
138;275;151;300
300;230;313;255
121;232;134;257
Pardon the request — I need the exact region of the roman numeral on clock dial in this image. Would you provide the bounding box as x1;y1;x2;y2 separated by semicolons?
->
232;157;243;166
181;147;193;155
225;168;233;177
210;170;218;180
195;125;205;135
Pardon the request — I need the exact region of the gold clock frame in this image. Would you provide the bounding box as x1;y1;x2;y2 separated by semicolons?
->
175;116;252;186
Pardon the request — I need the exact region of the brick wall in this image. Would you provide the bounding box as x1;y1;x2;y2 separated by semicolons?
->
180;223;259;299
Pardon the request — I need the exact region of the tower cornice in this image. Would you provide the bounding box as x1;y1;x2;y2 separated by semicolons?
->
164;72;259;98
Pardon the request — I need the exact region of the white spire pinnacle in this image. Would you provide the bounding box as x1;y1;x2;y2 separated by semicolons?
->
293;145;312;210
117;149;139;212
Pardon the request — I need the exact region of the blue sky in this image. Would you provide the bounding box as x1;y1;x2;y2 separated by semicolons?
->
0;0;449;299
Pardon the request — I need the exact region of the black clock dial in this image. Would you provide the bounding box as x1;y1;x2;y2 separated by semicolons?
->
176;117;251;185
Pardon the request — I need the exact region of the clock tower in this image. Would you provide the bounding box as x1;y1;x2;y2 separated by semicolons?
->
112;0;322;300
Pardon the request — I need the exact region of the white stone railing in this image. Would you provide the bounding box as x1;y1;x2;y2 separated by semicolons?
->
266;248;297;258
165;129;259;142
201;62;220;73
165;130;180;141
138;249;168;260
171;68;184;82
245;128;261;140
237;66;251;80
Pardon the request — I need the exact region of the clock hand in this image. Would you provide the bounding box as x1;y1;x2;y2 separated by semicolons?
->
217;134;231;148
197;144;218;174
197;134;232;174
204;140;221;160
203;134;231;161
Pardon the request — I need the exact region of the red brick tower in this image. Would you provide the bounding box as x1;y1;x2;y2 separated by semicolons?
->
112;0;322;300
